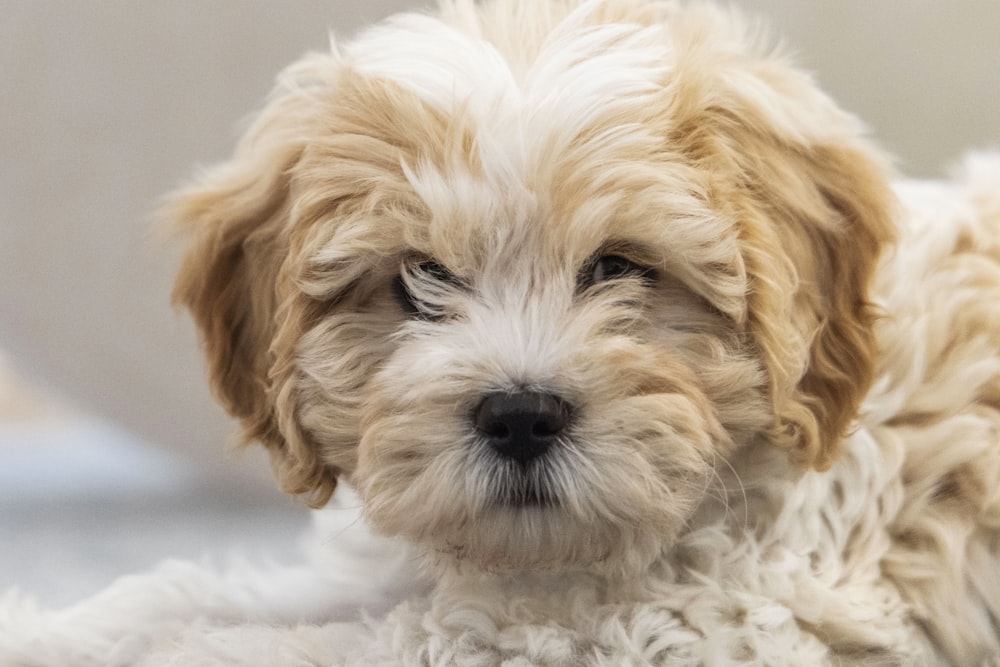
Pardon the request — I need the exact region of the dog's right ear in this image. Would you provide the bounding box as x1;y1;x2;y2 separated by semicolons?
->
165;85;339;506
167;147;290;452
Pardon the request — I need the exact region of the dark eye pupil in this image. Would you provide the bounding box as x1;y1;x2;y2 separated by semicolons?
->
417;260;453;283
589;254;650;285
595;256;629;281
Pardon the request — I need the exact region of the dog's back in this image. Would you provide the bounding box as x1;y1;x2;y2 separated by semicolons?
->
868;156;1000;662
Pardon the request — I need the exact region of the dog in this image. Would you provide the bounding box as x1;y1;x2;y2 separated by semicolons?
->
7;0;996;664
167;0;1000;663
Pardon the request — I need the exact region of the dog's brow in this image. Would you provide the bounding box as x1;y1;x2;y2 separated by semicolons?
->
593;240;660;266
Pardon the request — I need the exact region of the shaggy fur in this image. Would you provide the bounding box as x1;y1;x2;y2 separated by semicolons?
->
3;1;999;664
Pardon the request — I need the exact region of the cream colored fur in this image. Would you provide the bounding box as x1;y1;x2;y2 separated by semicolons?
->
3;1;998;664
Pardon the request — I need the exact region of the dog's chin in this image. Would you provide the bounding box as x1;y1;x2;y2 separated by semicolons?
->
356;456;706;575
406;505;674;576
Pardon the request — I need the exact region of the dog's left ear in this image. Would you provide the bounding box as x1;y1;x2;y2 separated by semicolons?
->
741;138;896;470
668;13;898;469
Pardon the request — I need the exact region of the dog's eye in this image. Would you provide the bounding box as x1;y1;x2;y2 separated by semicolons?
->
413;260;455;284
394;260;459;319
582;254;655;289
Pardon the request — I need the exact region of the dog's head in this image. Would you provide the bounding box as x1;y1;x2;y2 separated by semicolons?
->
168;0;894;572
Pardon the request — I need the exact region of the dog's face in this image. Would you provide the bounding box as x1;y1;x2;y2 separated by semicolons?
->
169;1;894;572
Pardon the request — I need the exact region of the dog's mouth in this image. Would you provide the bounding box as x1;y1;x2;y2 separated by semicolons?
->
496;474;556;508
488;453;561;509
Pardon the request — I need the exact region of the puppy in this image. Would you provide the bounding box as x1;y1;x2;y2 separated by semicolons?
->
167;0;1000;663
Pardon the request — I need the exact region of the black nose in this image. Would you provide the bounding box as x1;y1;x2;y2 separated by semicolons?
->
474;391;570;464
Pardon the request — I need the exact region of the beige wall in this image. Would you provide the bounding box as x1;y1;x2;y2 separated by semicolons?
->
744;0;1000;177
1;1;997;490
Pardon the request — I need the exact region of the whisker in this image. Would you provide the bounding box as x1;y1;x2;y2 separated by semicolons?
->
711;452;750;535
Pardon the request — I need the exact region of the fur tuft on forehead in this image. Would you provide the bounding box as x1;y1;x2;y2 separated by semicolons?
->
347;1;668;181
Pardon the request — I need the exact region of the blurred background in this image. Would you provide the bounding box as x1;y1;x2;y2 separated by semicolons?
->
1;0;997;606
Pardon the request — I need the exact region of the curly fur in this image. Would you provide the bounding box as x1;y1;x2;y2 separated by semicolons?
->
3;1;998;665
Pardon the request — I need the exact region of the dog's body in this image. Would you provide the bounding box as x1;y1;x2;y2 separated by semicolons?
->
3;1;999;665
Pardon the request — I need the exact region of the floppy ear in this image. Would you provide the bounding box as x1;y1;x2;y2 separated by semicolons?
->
740;139;896;469
664;7;897;468
166;81;340;506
